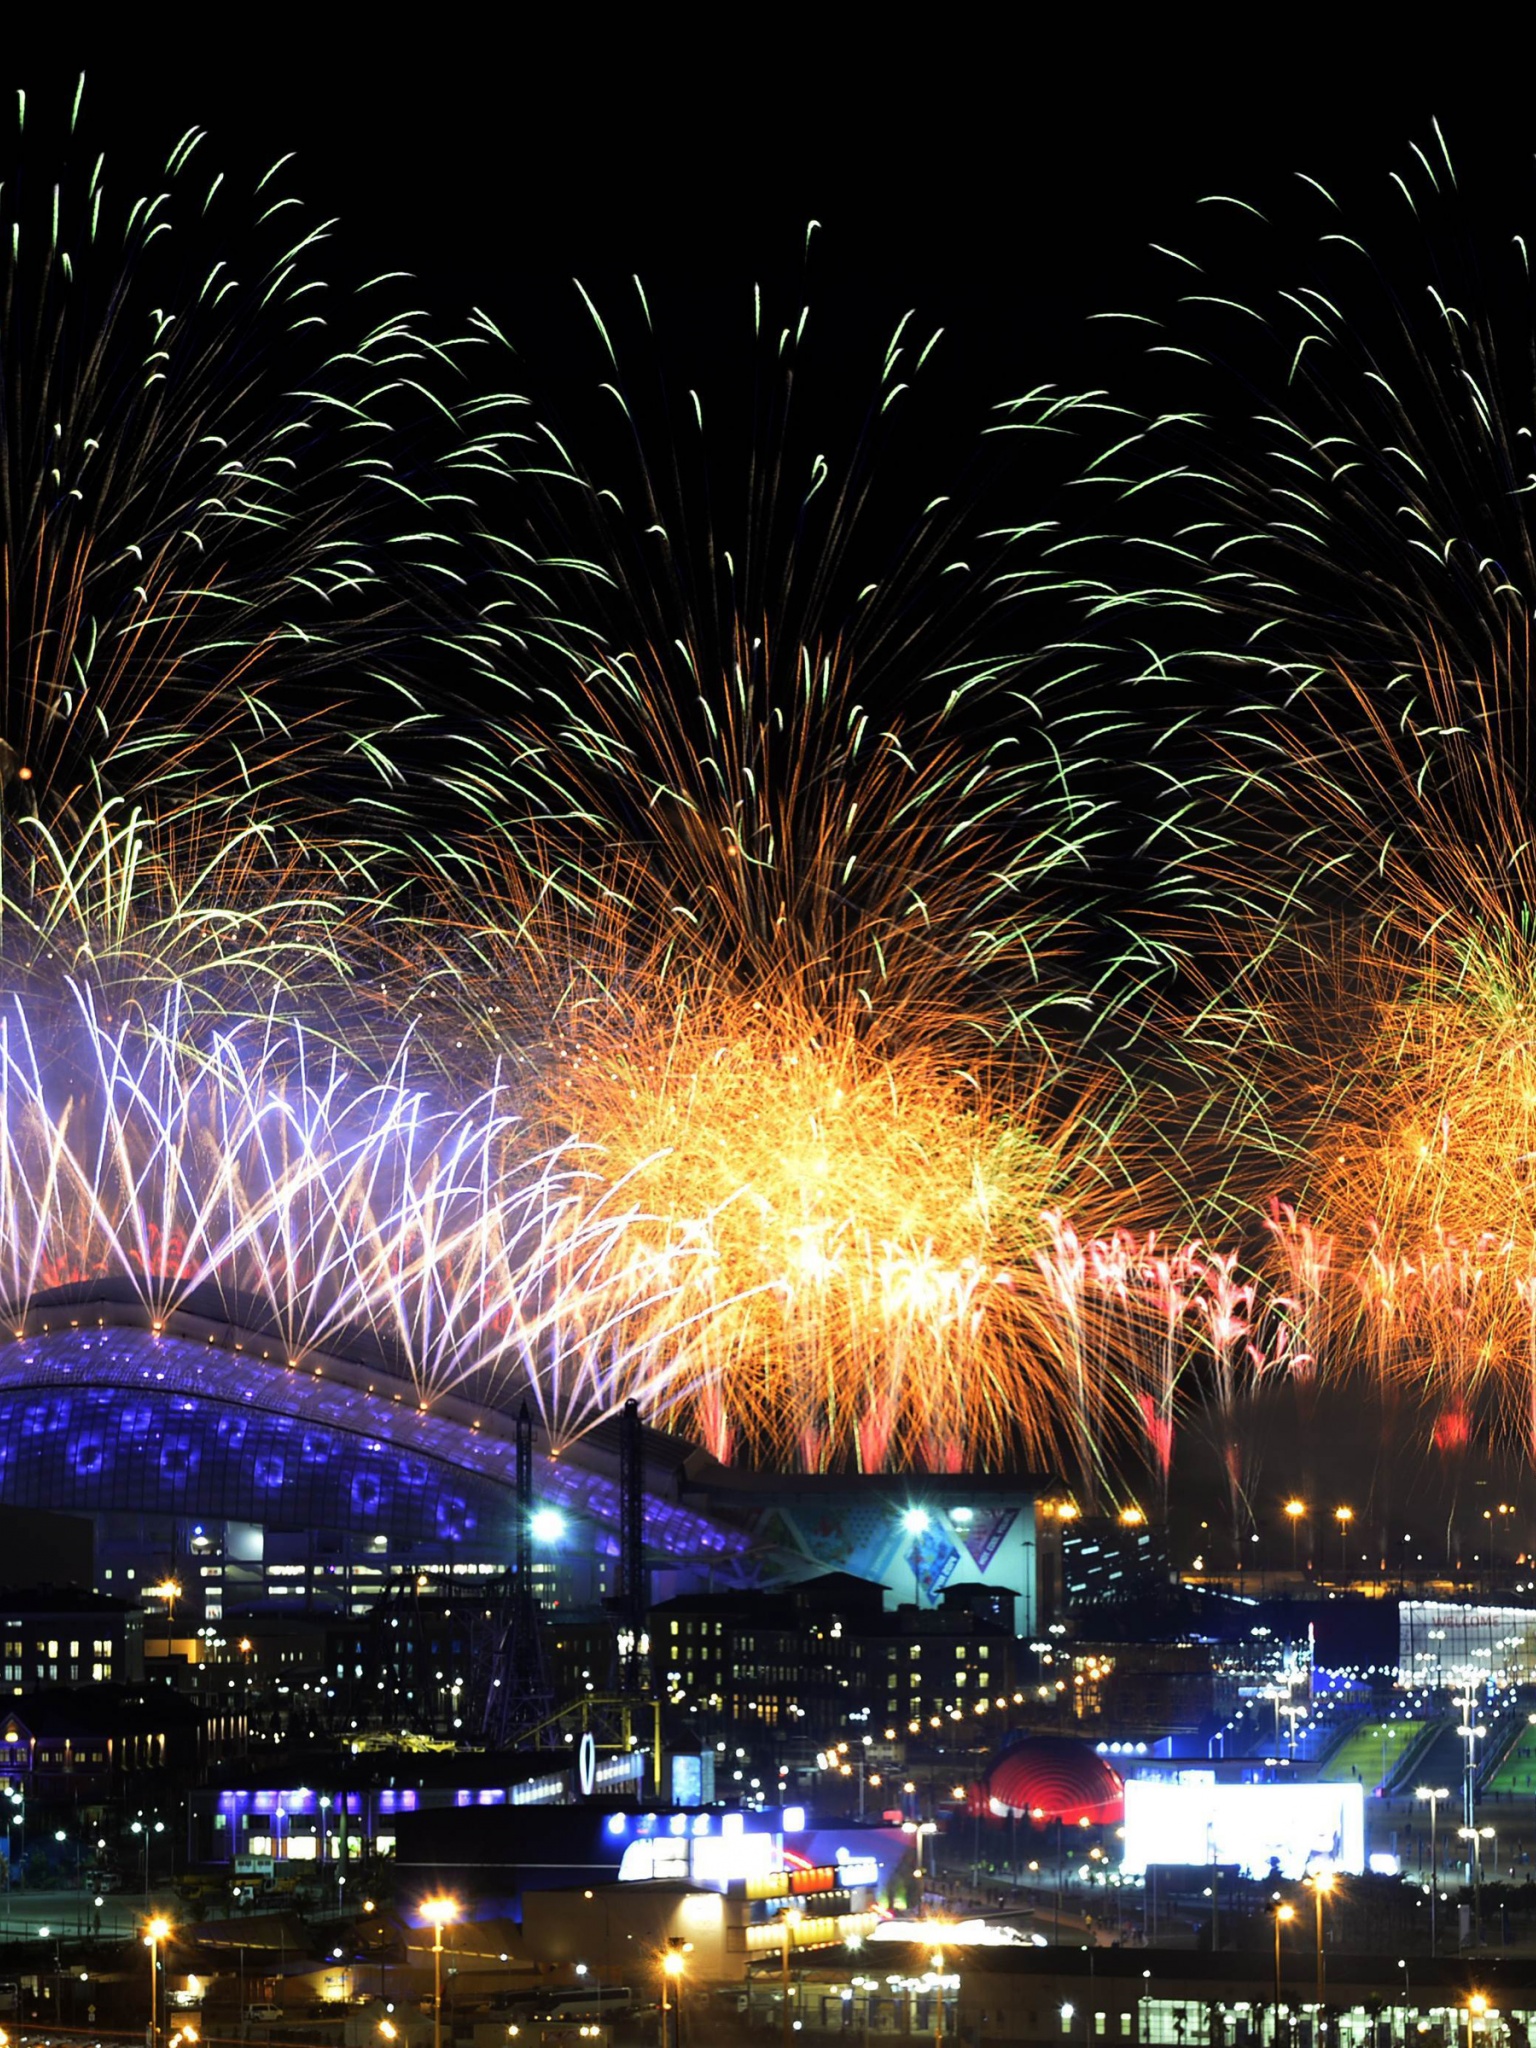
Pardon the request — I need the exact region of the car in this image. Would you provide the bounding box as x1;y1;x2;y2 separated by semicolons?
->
245;2005;285;2023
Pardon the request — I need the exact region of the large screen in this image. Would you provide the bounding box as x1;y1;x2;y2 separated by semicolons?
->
1120;1778;1365;1879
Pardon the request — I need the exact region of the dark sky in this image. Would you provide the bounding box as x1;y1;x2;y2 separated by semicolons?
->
15;31;1519;443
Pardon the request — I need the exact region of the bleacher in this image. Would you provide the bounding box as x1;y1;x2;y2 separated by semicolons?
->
1317;1715;1427;1792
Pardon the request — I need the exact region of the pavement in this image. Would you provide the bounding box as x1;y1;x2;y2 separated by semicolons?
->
0;1889;185;1942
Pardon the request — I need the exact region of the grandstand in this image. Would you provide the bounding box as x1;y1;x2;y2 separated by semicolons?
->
1318;1715;1428;1794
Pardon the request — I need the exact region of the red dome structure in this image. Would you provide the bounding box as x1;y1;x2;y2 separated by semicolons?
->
980;1737;1124;1827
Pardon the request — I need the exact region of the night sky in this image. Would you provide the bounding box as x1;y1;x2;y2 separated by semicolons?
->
15;37;1518;462
5;34;1536;1541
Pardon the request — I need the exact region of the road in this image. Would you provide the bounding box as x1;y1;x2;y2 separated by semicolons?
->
0;1890;186;1942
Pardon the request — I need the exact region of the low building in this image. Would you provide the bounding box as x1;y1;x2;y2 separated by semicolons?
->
0;1584;143;1689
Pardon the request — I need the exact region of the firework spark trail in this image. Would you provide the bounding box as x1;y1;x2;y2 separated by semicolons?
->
525;978;1102;1470
0;984;726;1448
1013;123;1536;1474
0;80;519;1034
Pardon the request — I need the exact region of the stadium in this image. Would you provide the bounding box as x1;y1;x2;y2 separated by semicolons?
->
0;1293;1040;1634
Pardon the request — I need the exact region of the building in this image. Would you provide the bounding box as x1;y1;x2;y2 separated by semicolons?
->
0;1314;749;1626
1060;1516;1173;1610
651;1571;1022;1762
0;1311;1043;1651
0;1683;245;1810
0;1585;143;1689
681;1468;1041;1632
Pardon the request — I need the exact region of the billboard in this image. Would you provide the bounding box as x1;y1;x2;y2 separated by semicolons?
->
1121;1779;1365;1880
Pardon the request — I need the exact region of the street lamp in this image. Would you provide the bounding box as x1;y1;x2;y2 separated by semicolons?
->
1416;1786;1450;1950
778;1907;802;2048
1466;1994;1488;2048
1305;1872;1333;2022
902;1819;938;1913
1272;1902;1295;2043
144;1914;172;2048
421;1895;458;2048
1458;1826;1496;1946
1333;1507;1353;1578
928;1939;950;2048
1284;1500;1306;1572
902;1508;930;1607
661;1940;689;2048
131;1817;167;1901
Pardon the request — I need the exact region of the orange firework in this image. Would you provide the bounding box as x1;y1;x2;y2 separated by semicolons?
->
530;973;1107;1472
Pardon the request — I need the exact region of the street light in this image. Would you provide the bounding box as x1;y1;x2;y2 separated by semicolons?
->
1333;1507;1353;1578
928;1939;951;2048
1466;1994;1488;2048
902;1819;938;1913
779;1907;802;2048
144;1914;172;2048
1284;1500;1306;1572
131;1817;167;1901
1458;1826;1496;1946
1305;1872;1333;2021
421;1895;458;2048
661;1940;689;2048
1416;1786;1451;1951
1272;1902;1296;2042
531;1508;565;1544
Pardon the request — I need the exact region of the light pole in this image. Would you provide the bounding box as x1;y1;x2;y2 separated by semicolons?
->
1466;1995;1488;2048
1416;1786;1450;1952
1333;1507;1353;1580
661;1940;688;2048
1456;1690;1486;1859
144;1914;171;2048
1458;1827;1495;1947
1272;1902;1295;2044
902;1819;937;1916
421;1894;458;2048
902;1508;930;1607
779;1906;802;2048
1285;1500;1306;1573
1306;1872;1333;2028
929;1939;949;2048
132;1817;167;1902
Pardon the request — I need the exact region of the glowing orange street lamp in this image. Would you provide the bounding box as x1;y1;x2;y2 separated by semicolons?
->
144;1915;172;2048
1334;1507;1353;1578
421;1896;458;2048
1306;1873;1334;2017
1285;1500;1306;1571
1272;1902;1296;2028
661;1941;689;2048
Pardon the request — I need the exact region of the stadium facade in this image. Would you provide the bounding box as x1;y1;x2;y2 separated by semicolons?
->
0;1302;1040;1633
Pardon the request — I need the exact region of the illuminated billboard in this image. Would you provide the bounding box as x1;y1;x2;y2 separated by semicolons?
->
1121;1779;1365;1880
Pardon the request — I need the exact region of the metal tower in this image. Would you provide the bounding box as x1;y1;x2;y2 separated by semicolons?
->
475;1401;554;1744
618;1397;648;1692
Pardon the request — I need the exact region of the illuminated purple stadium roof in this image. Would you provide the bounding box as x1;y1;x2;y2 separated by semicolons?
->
0;1325;749;1563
